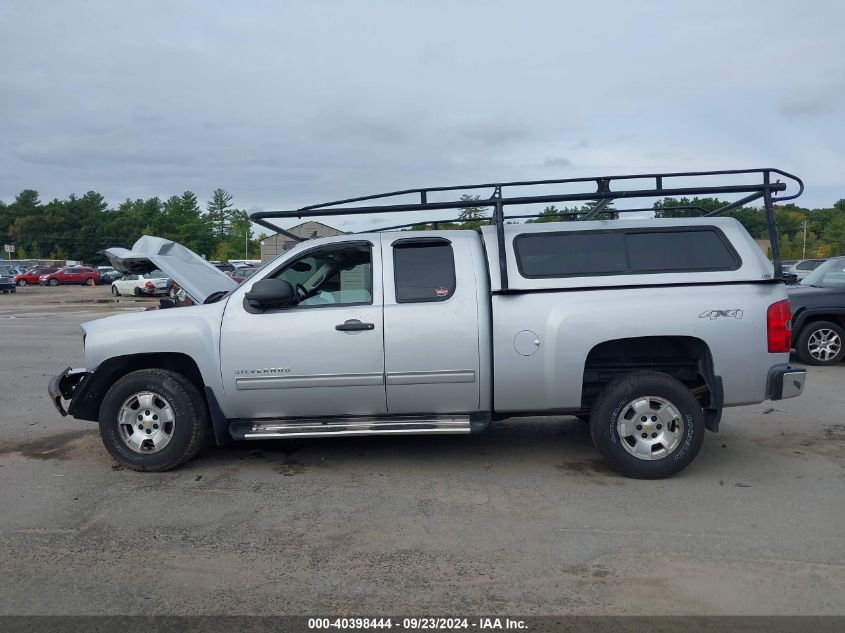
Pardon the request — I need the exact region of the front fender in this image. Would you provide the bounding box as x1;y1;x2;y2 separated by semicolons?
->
74;302;228;419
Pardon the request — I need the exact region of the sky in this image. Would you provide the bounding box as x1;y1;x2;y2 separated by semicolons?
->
1;0;843;232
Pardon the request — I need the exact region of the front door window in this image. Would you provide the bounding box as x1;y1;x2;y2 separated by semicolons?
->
271;243;373;307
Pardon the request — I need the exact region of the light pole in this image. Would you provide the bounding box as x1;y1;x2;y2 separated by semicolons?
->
802;220;807;259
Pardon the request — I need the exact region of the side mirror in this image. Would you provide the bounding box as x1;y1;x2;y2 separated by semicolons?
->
244;279;296;310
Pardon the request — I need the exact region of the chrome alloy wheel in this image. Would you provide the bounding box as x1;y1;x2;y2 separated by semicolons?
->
616;396;684;460
117;391;175;453
808;328;842;362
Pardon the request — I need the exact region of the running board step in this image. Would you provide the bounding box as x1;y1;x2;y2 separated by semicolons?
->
229;415;474;440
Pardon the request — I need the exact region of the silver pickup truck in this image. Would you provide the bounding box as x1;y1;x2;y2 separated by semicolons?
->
49;169;807;478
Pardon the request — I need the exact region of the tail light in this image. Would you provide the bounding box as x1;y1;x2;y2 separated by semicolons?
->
767;299;792;353
144;281;155;290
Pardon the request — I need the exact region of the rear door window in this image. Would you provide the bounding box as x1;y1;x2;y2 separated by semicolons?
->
393;240;456;302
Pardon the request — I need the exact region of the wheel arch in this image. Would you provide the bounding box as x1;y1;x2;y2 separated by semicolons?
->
792;308;845;338
70;352;206;422
581;335;722;431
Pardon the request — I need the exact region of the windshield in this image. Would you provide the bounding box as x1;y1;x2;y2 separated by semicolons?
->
800;258;845;288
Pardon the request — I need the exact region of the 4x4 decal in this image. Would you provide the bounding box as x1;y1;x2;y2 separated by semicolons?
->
699;309;744;320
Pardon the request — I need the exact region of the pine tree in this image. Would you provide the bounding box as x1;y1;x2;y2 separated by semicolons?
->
206;189;235;239
456;194;490;229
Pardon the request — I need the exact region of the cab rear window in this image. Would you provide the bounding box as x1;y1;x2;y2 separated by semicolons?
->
514;227;740;278
393;239;456;303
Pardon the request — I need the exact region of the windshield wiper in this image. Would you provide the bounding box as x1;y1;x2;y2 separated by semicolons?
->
204;290;230;304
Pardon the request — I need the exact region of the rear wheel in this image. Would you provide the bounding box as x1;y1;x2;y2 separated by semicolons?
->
590;371;705;479
133;287;141;297
99;369;207;471
111;285;120;296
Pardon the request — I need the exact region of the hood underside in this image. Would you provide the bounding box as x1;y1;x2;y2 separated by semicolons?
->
104;236;237;304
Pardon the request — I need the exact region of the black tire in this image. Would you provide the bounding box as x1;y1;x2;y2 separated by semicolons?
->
17;279;27;286
48;278;59;286
133;287;141;297
98;369;208;472
590;371;705;479
111;285;120;296
795;320;845;366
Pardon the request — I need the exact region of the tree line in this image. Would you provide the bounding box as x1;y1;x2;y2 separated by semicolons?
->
2;188;844;263
0;188;262;263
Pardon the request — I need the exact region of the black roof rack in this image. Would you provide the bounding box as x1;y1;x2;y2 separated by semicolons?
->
250;168;803;291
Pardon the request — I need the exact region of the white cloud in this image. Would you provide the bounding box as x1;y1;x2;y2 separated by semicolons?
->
0;0;842;226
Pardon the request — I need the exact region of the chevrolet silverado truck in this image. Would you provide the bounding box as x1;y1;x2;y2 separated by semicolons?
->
49;169;807;478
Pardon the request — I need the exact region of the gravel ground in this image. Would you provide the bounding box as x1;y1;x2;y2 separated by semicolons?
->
0;288;843;615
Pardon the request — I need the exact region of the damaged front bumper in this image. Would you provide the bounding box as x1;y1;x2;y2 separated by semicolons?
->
48;367;90;416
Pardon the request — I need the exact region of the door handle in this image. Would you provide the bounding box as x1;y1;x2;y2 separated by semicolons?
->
335;319;375;332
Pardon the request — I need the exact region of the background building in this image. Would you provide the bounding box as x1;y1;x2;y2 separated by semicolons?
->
260;221;345;262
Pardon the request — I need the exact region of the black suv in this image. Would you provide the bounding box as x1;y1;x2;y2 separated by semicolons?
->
788;256;845;365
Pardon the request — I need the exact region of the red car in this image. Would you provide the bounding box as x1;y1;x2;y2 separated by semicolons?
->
39;266;101;286
15;266;58;286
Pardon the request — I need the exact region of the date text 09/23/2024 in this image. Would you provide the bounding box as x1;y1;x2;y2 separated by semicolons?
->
307;617;527;630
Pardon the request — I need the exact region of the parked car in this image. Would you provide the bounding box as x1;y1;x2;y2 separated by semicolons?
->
97;266;124;284
15;266;58;286
110;270;170;297
787;258;826;281
39;266;100;286
228;268;257;284
211;261;236;273
0;265;16;294
788;256;845;365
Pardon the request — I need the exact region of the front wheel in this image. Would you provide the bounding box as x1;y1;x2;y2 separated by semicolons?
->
99;369;208;471
795;321;844;366
590;371;705;479
48;278;59;286
17;279;27;286
111;285;120;296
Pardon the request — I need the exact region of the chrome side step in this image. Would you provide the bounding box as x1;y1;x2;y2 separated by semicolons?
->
230;415;473;440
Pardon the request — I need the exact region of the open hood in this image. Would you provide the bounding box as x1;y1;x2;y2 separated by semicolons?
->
104;236;237;304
